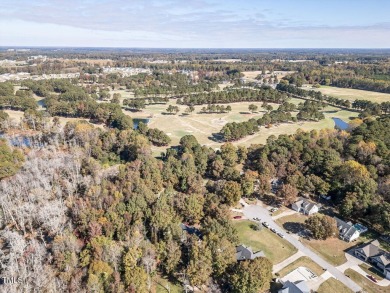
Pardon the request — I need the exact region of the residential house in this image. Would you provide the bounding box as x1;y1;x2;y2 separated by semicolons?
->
278;266;315;293
236;245;265;261
335;217;360;242
354;240;390;280
291;198;319;215
278;280;310;293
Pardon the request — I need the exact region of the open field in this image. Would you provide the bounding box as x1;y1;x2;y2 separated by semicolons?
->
276;256;323;278
344;269;388;293
233;220;297;264
276;212;308;226
308;85;390;103
317;277;354;293
122;96;359;153
302;237;365;266
242;70;293;81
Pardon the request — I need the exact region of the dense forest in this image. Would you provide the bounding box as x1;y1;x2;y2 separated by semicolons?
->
245;117;390;232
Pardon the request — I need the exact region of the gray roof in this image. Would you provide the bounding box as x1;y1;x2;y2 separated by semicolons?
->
278;281;310;293
356;240;381;258
292;198;318;213
236;245;265;261
335;217;359;240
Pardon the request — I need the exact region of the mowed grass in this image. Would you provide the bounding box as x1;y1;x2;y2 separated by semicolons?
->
276;213;308;226
302;237;362;266
344;269;388;293
311;85;390;103
233;220;297;264
122;95;359;153
317;277;354;293
359;263;385;281
276;256;323;277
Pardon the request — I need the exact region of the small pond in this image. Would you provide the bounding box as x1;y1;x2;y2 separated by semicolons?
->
133;118;150;129
332;117;349;130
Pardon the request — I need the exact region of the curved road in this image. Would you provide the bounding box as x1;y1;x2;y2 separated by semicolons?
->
241;203;362;292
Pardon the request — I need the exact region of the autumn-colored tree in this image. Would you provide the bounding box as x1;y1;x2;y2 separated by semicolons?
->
305;215;338;240
277;183;299;206
229;257;272;293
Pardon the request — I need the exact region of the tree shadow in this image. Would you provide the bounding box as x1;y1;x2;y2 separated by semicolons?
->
239;111;252;114
282;221;306;234
208;133;224;143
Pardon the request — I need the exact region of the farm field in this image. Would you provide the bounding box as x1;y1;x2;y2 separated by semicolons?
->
233;220;297;264
308;85;390;103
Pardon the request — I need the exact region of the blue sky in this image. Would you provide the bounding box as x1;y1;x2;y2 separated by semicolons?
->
1;0;390;48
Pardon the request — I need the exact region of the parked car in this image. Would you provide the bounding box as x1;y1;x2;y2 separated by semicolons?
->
233;216;242;219
270;228;277;233
262;222;269;228
367;275;378;283
277;232;284;238
270;207;279;212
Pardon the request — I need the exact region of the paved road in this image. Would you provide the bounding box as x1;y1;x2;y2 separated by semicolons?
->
273;251;304;273
241;204;362;292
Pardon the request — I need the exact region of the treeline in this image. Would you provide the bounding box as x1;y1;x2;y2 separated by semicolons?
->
245;117;390;233
277;83;390;116
20;79;134;130
179;87;288;106
200;104;232;113
284;63;390;93
0;82;37;111
220;101;324;141
122;96;169;111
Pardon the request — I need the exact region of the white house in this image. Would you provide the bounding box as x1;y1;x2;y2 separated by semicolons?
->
334;217;360;242
291;198;319;215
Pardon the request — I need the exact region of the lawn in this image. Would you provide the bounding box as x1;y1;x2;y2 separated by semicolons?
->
359;263;385;281
233;220;297;264
276;213;308;226
344;269;388;293
301;237;361;266
276;256;323;278
317;277;354;293
311;85;390;103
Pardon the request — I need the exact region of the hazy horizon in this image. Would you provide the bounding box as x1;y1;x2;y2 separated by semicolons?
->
1;1;390;48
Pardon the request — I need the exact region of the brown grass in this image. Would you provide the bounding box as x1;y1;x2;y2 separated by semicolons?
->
345;269;388;293
317;277;354;293
276;256;324;278
234;220;297;264
302;238;363;266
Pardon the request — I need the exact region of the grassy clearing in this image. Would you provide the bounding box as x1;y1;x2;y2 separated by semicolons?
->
135;97;359;153
155;275;182;293
301;237;361;266
233;220;297;264
317;277;354;293
311;85;390;103
344;269;388;293
276;256;324;278
276;213;307;226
